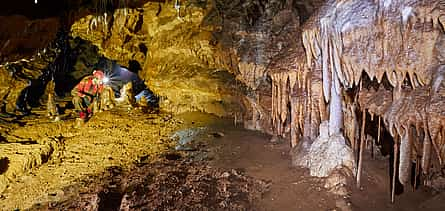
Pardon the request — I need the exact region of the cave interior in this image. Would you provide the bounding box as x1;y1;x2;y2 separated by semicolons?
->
0;0;444;210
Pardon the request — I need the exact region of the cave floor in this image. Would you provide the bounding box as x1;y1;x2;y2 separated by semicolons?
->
0;109;443;210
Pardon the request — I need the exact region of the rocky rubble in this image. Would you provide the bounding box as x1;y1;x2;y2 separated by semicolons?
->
31;158;270;211
119;160;270;210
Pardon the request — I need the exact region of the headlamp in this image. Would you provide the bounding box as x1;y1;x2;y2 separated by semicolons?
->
102;76;110;84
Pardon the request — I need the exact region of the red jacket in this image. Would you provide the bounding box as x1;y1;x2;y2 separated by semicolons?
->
72;76;104;98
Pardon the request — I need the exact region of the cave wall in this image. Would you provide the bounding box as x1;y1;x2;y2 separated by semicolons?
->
0;14;61;113
69;1;244;116
0;0;323;120
68;0;330;124
0;40;63;114
207;0;310;133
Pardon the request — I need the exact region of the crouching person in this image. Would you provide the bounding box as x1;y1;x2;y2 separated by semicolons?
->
71;70;105;126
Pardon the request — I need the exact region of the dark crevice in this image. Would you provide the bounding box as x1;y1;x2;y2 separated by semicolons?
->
357;110;405;195
98;189;124;211
0;157;9;174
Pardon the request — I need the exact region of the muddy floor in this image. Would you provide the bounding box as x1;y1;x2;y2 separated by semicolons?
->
0;110;443;210
207;127;445;211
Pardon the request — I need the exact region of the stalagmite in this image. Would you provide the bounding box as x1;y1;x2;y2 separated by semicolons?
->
290;0;445;199
357;110;366;188
377;116;381;144
45;80;59;121
422;126;432;175
392;139;398;203
329;70;343;135
290;96;298;147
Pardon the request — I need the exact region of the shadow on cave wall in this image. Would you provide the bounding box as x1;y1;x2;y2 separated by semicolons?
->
0;0;156;63
0;0;157;19
14;31;101;114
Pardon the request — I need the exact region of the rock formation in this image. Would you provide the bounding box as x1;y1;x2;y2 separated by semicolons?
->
0;0;444;201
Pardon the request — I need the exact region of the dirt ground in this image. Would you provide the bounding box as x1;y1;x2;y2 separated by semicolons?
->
206;125;445;211
349;149;445;211
0;108;180;210
0;110;443;210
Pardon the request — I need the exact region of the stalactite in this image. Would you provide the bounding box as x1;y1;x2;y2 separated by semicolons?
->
285;0;445;194
271;77;275;128
290;96;298;147
357;110;366;188
278;75;282;130
429;126;443;165
351;104;357;150
303;73;311;137
280;74;288;135
378;116;381;144
399;127;413;186
422;126;432;176
392;137;398;203
343;93;357;150
414;156;420;191
328;69;343;135
321;20;331;103
299;89;304;134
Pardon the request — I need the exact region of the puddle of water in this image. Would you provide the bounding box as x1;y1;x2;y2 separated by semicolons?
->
171;127;207;150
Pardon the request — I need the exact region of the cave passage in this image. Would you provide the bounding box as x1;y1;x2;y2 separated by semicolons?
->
1;0;445;210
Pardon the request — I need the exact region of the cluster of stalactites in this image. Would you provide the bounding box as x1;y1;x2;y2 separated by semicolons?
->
270;64;326;147
279;0;445;188
269;0;444;149
358;65;445;184
302;0;444;100
300;0;444;140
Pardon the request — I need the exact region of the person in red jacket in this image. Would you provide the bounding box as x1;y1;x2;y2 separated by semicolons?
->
71;70;106;123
